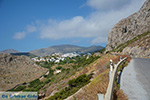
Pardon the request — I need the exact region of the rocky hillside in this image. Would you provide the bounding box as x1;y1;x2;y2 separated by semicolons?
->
30;44;103;56
106;0;150;57
0;53;48;91
122;31;150;58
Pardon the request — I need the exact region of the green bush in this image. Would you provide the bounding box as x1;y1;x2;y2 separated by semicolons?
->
11;86;26;91
68;74;89;88
47;74;92;100
56;66;62;70
46;68;54;78
22;82;26;85
29;79;41;88
72;65;77;69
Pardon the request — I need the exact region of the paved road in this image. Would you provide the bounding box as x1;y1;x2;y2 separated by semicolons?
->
120;58;150;100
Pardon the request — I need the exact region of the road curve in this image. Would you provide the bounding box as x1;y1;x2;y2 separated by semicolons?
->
120;58;150;100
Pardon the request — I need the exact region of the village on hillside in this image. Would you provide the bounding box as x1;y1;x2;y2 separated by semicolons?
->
31;52;91;63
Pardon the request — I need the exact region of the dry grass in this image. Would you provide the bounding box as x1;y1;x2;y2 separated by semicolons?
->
116;89;128;100
82;54;120;76
65;54;130;100
113;55;131;100
70;70;109;100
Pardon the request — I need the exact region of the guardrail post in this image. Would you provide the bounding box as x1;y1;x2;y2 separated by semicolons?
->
97;94;104;100
109;59;113;81
110;59;113;72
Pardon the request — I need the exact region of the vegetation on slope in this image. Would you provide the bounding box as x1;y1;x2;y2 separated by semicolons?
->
64;55;130;100
9;54;100;95
9;53;128;100
111;30;150;52
46;74;92;100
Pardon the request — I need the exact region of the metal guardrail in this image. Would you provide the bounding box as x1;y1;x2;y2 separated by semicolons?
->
98;57;127;100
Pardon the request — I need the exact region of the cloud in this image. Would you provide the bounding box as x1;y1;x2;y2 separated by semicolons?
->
40;16;101;39
13;32;26;40
13;0;145;44
86;0;131;11
26;25;37;33
13;24;37;40
39;0;144;44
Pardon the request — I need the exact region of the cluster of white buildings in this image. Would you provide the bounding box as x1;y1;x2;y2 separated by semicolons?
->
32;52;79;63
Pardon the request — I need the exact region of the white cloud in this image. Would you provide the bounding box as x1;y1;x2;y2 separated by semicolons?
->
40;16;100;39
13;0;145;44
39;0;144;44
86;0;131;11
13;32;26;40
13;24;37;40
26;25;37;33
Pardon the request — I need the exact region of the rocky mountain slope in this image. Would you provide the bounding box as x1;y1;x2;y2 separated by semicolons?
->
106;0;150;57
122;31;150;58
0;53;48;91
30;44;103;56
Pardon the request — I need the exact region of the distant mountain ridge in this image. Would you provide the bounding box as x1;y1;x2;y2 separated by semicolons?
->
1;44;103;57
0;49;37;57
10;52;37;58
30;44;103;56
1;49;19;54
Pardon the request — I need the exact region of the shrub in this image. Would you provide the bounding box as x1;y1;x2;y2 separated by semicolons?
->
12;86;26;91
22;82;26;85
47;74;92;100
56;66;62;70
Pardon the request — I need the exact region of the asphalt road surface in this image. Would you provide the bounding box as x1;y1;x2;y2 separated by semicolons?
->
120;58;150;100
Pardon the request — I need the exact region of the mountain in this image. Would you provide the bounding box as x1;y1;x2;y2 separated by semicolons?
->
0;49;37;58
0;53;48;91
11;52;37;58
105;0;150;58
30;44;104;56
1;49;19;54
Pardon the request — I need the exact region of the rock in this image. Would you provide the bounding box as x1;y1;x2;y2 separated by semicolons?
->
106;0;150;53
122;34;150;58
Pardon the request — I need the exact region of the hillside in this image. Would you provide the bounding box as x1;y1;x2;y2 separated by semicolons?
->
0;49;19;54
44;54;127;100
110;31;150;58
30;44;103;56
11;52;37;58
0;49;37;58
106;0;150;58
0;53;48;91
7;52;123;99
122;31;150;58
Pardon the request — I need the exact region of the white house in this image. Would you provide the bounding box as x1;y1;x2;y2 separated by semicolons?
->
56;70;61;74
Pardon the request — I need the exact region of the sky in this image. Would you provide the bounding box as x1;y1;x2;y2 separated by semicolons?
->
0;0;145;52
